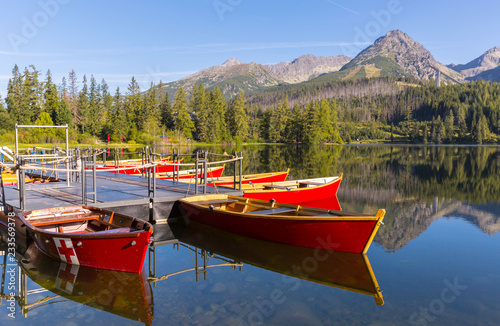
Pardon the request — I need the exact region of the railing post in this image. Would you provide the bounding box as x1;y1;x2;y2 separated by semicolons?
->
203;159;208;194
233;152;237;190
239;151;243;191
19;160;26;211
92;148;97;203
114;147;118;176
195;151;199;194
81;153;86;205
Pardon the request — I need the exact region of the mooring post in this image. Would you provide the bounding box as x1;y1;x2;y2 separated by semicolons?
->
233;152;237;190
92;148;97;203
195;151;199;194
141;147;146;178
203;159;208;194
19;159;26;211
152;150;157;198
239;151;243;191
81;153;86;205
114;147;118;176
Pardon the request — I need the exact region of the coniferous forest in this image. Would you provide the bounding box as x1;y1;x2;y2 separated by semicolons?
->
1;65;499;145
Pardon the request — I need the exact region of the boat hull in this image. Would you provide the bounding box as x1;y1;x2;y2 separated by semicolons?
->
31;230;151;273
20;206;152;273
243;175;342;209
156;165;225;180
179;196;384;254
206;170;290;187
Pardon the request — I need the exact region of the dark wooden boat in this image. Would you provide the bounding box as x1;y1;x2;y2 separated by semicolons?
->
17;242;154;325
233;174;342;210
19;206;153;273
177;222;384;305
178;194;385;254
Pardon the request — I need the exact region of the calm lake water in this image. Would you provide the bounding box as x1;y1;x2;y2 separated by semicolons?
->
1;145;499;325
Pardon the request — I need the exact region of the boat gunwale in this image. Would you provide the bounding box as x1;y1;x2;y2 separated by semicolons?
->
240;174;342;194
180;194;384;222
19;206;153;239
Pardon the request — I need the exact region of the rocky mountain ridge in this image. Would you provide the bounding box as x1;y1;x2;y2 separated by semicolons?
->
158;30;499;98
448;46;500;78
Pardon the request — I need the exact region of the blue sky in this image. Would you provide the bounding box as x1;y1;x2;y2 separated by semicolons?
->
0;0;499;98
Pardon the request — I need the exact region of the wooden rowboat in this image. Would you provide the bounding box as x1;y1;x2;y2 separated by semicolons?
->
153;164;225;180
95;157;182;174
1;169;59;186
229;174;343;210
178;194;385;254
19;206;153;273
180;169;290;186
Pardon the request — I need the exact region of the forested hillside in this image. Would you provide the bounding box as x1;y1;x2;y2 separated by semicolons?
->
0;65;499;145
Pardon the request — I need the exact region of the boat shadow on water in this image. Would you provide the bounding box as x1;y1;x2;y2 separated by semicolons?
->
169;221;385;306
0;237;154;325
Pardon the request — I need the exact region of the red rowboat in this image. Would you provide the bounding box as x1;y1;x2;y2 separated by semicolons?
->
233;174;343;210
181;169;290;187
178;194;385;254
178;222;384;305
95;157;182;174
153;164;225;180
19;206;153;273
19;242;154;324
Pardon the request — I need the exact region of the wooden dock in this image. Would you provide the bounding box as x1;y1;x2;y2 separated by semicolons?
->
1;171;243;223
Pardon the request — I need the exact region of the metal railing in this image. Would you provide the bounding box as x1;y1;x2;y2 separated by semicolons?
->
12;146;244;214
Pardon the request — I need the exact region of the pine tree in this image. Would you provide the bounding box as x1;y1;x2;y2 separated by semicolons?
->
142;82;161;137
330;98;342;143
227;90;249;141
111;87;128;142
54;98;72;126
22;65;42;123
6;65;28;123
43;70;60;123
101;79;114;139
0;96;14;132
289;104;305;143
444;110;454;142
77;75;89;133
125;76;143;132
159;89;173;130
87;75;103;136
68;69;79;128
318;99;333;142
173;85;194;139
191;83;208;141
303;101;320;144
207;87;227;142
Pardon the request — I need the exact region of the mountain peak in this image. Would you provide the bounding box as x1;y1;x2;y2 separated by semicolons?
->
449;46;500;78
264;54;351;83
222;57;242;66
342;29;463;83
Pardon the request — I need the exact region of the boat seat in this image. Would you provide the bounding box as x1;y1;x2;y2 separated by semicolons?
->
96;227;135;234
197;199;239;206
250;207;297;215
30;214;100;227
262;185;292;190
298;181;326;187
